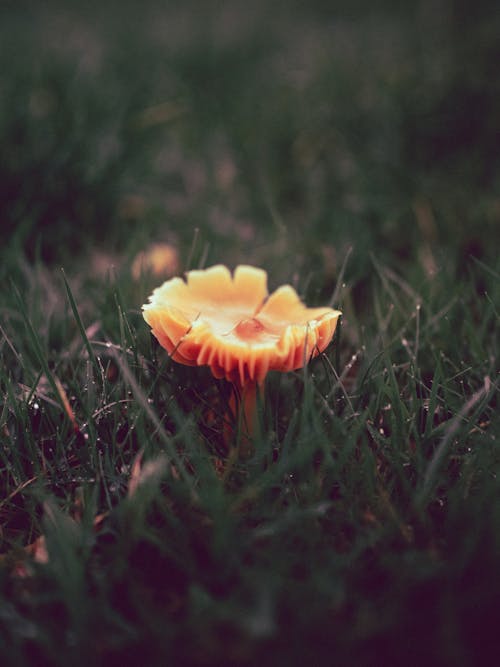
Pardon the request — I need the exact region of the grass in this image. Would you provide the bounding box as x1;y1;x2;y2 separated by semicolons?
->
0;1;499;665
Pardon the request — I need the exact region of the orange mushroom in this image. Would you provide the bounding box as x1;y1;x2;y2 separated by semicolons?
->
142;265;341;446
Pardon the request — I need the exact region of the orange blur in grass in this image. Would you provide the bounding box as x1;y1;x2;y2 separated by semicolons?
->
132;243;179;280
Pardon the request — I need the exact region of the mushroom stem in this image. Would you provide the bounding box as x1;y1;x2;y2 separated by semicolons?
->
226;381;259;452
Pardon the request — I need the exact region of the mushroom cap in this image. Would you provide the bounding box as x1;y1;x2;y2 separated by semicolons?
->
143;264;341;386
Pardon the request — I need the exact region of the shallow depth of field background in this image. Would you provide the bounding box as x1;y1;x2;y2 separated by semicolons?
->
0;1;499;665
2;0;498;277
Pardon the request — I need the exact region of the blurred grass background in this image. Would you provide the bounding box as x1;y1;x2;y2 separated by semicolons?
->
1;0;498;278
0;1;499;665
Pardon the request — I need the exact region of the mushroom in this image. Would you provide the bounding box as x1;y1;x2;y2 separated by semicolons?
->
142;265;341;447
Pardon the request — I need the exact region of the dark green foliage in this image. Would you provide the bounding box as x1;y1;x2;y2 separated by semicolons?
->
0;2;499;665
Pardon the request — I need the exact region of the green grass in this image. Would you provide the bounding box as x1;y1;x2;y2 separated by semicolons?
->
1;2;499;665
